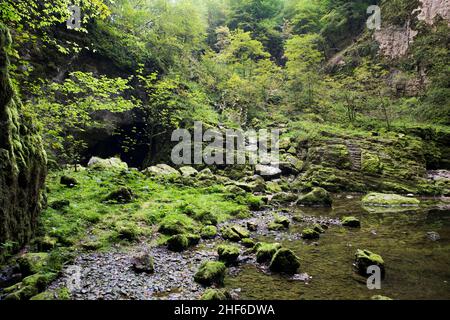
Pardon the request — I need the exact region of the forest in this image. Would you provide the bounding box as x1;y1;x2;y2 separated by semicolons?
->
0;0;449;302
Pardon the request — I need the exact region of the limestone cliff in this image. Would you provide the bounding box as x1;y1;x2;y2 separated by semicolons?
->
0;24;47;261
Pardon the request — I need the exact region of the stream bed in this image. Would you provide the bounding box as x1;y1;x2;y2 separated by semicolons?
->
49;194;450;300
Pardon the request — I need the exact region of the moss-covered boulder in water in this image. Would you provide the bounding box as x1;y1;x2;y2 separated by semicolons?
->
217;244;240;265
255;242;282;263
297;188;332;207
0;24;47;262
362;193;420;207
194;261;226;286
167;234;189;252
301;228;320;240
341;216;361;227
269;248;300;274
354;249;385;277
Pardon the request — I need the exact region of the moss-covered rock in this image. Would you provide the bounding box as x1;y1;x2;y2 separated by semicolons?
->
186;233;201;246
221;226;242;242
17;252;49;275
231;225;250;238
179;166;198;177
30;287;71;300
131;252;154;274
361;193;420;206
87;157;128;171
115;222;140;241
158;219;189;235
103;187;134;203
255;242;282;263
241;238;256;248
266;181;282;193
274;216;290;228
0;24;47;263
142;164;180;177
194;261;226;286
361;151;383;175
354;249;385;277
301;228;320;240
60;176;78;188
297;187;332;207
201;225;218;239
268;222;286;231
341;216;361;227
167;234;189;252
312;223;325;233
271;192;298;203
49;199;70;210
269;248;300;274
217;244;240;265
200;288;231;300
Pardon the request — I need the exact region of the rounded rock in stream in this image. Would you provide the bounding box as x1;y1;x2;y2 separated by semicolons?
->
194;261;226;286
269;248;300;274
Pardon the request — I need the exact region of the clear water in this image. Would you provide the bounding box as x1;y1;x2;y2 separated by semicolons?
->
225;195;450;300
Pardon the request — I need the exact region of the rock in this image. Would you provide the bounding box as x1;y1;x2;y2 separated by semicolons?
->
179;166;198;177
167;234;189;252
221;227;242;242
131;253;154;274
49;199;70;210
103;187;134;203
255;165;282;180
60;176;78;188
0;23;47;263
246;221;258;231
354;249;385;277
241;238;256;248
217;244;240;265
271;192;298;203
17;253;49;276
312;223;325;233
266;181;282;193
87;156;128;170
371;295;393;300
35;236;57;251
301;228;320;240
116;222;139;241
186;233;201;246
201;226;217;239
274;216;290;228
142;164;180;177
297;188;332;207
200;288;231;300
342;216;361;228
361;193;420;207
255;242;282;263
292;214;304;222
194;261;226;286
159;219;189;235
29;291;55;300
194;210;218;225
197;168;214;180
269;248;300;274
231;225;250;238
426;231;440;241
268;222;286;231
224;184;246;196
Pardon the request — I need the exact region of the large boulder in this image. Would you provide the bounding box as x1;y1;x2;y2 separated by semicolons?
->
194;261;226;286
142;164;180;177
167;234;189;252
87;156;128;171
354;249;385;278
131;252;154;274
179;166;198;177
361;193;420;207
255;165;282;180
269;248;300;274
297;187;332;207
254;242;282;263
0;24;47;262
217;244;240;265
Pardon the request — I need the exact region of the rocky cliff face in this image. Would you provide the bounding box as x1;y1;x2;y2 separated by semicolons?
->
0;24;47;261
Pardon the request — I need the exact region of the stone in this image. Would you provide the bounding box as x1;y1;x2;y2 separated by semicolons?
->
221;227;242;242
301;228;320;240
217;244;240;265
179;166;198;177
103;187;134;203
269;248;300;274
255;242;282;263
342;216;361;228
231;225;250;239
200;288;231;300
60;176;78;187
255;165;282;180
274;216;290;228
312;223;325;233
17;252;49;276
354;249;385;277
361;193;420;207
142;164;180;177
201;226;217;239
49;199;70;210
241;238;255;248
246;221;258;231
167;234;189;252
297;188;332;207
194;261;226;286
270;192;298;203
159;219;189;235
426;231;440;241
268;222;286;231
87;156;128;170
186;233;201;246
131;252;154;273
266;181;282;193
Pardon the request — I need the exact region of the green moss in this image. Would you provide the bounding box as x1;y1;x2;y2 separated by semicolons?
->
362;193;420;207
17;252;49;275
200;288;230;300
354;249;385;277
269;248;300;274
301;228;320;240
201;225;218;239
274;216;290;228
167;234;189;252
217;244;240;265
361;151;383;175
297;187;332;207
241;238;256;248
194;261;226;286
268;222;286;231
341;216;361;227
255;242;282;263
